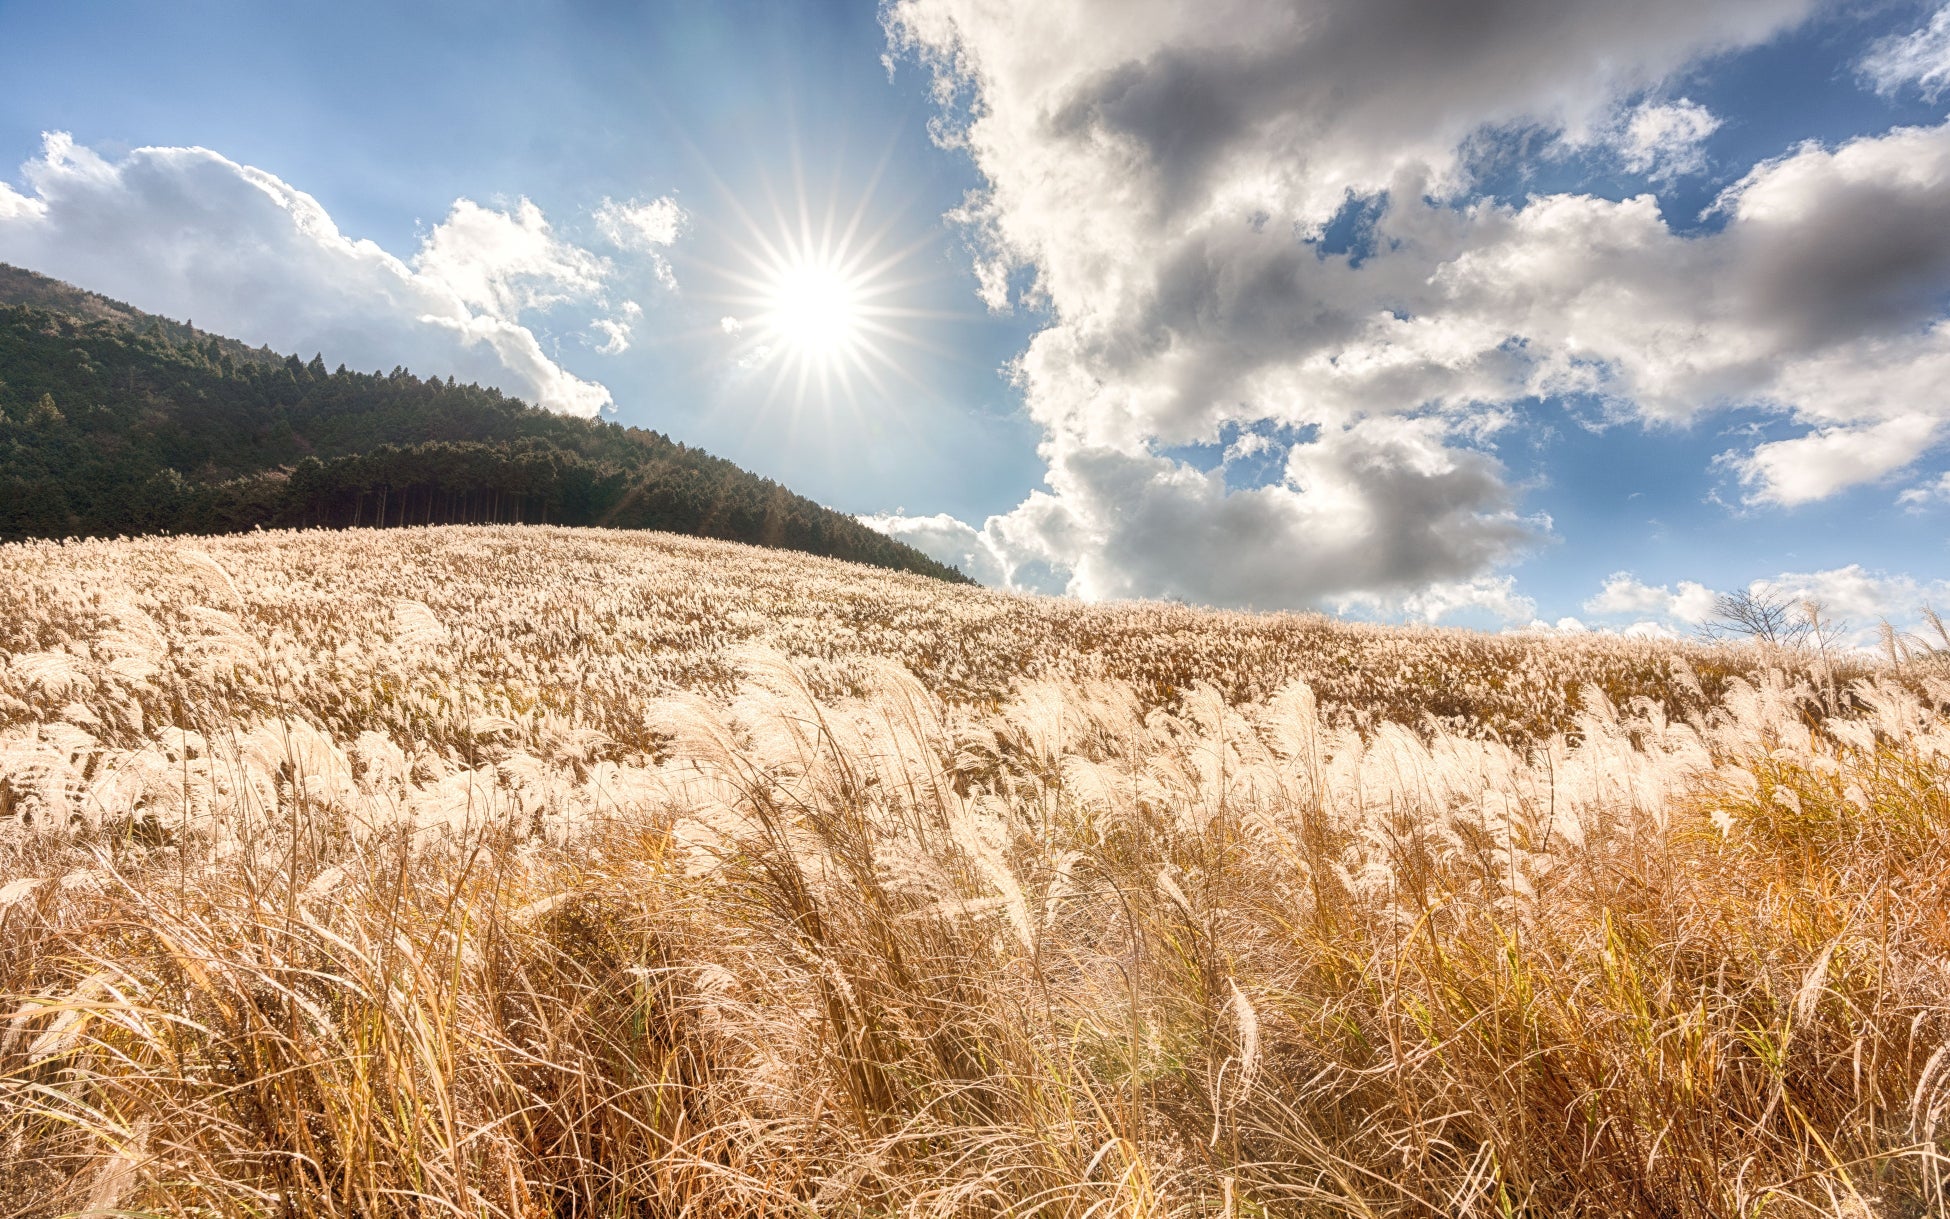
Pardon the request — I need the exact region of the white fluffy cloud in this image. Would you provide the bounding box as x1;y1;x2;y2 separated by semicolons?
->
0;133;643;416
856;511;1012;586
1584;573;1718;624
1610;99;1722;180
1755;565;1950;626
874;416;1544;612
1338;575;1538;625
876;0;1950;608
1725;414;1940;506
1862;3;1950;101
1520;615;1686;640
1581;565;1950;647
0;179;42;222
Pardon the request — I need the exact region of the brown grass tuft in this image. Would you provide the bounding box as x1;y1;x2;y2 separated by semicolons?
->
0;526;1944;1217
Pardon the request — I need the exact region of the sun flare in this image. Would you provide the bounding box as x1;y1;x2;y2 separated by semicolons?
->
763;258;863;358
695;163;953;410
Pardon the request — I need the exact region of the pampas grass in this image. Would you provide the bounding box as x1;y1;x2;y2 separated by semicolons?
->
0;525;1945;1217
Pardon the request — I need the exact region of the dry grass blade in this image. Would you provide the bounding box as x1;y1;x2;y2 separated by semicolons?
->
0;525;1943;1217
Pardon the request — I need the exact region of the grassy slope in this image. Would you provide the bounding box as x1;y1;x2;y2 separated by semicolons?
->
1;527;1946;1217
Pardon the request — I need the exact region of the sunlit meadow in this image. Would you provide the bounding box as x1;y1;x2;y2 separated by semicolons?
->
3;525;1949;1217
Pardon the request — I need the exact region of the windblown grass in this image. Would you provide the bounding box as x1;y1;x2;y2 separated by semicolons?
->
1;526;1946;1217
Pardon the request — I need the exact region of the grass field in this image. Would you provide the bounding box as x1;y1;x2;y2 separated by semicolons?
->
2;526;1947;1217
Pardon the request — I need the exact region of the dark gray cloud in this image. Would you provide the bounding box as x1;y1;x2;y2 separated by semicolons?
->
1721;130;1950;349
1052;419;1539;608
1051;0;1812;223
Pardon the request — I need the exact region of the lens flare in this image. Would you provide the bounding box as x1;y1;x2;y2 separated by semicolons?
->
690;152;959;415
764;258;862;359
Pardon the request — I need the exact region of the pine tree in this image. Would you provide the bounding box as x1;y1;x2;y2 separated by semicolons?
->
25;392;63;426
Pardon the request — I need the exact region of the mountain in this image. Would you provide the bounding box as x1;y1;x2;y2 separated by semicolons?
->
0;264;973;583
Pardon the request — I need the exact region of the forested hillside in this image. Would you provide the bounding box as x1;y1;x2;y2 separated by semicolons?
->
0;266;972;582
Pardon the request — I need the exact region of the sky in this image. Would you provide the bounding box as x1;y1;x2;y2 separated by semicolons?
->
2;0;1949;643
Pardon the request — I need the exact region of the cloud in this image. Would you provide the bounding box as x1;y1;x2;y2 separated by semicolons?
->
894;0;1812;238
415;197;608;317
1582;565;1950;647
1584;573;1718;624
1756;565;1950;641
1403;124;1950;433
593;195;687;289
0;179;45;222
1610;98;1722;180
1898;470;1950;508
859;511;1011;586
586;299;642;355
1516;615;1683;639
878;416;1543;610
595;195;685;249
1714;127;1950;352
1337;575;1538;625
1073;421;1542;607
886;0;1950;608
1555;96;1722;180
1724;414;1940;506
1621;619;1686;640
0;133;621;416
1862;3;1950;101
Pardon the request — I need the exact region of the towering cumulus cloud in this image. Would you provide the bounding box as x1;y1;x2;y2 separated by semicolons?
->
875;0;1950;613
0;134;644;417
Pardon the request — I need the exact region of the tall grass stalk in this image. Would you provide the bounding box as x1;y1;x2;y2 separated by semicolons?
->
0;527;1946;1216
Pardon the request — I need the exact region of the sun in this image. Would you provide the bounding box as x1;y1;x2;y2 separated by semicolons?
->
690;158;954;412
763;258;863;359
728;229;903;398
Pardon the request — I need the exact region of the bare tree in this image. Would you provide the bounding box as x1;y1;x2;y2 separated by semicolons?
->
1696;588;1846;653
1696;588;1803;646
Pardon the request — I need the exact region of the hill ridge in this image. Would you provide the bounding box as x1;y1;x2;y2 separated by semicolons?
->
0;264;972;583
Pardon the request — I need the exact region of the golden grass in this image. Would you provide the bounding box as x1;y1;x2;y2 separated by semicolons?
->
0;525;1946;1217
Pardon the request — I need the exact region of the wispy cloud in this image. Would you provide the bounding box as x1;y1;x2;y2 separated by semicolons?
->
1861;3;1950;101
593;195;687;289
1610;98;1722;180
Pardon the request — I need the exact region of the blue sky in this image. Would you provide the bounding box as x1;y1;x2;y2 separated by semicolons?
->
2;0;1949;638
0;0;1045;526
